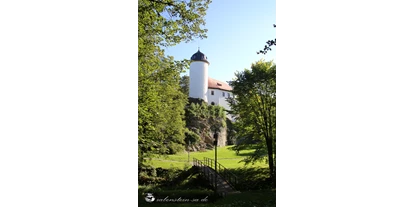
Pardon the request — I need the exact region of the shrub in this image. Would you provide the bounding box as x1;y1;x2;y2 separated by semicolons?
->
167;142;185;154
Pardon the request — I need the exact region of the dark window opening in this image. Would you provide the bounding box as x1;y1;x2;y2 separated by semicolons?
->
222;92;225;97
211;102;215;105
211;90;214;95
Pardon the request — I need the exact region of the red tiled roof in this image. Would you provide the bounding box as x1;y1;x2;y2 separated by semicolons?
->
208;77;232;91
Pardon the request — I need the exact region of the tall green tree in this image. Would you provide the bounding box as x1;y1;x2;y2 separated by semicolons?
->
179;75;190;96
228;60;276;183
138;0;211;163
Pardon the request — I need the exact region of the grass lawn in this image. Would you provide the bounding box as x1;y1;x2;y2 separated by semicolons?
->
139;146;275;206
145;146;267;169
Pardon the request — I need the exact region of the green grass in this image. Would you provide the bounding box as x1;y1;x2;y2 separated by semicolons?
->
145;146;267;169
139;146;275;206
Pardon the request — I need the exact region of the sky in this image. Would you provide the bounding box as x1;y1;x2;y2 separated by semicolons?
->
164;0;276;83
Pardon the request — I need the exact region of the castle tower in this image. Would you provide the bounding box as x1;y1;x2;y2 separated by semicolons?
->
189;49;209;102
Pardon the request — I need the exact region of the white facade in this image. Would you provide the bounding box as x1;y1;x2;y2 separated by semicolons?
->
189;61;209;102
188;50;234;146
207;88;232;111
189;50;233;120
207;88;233;121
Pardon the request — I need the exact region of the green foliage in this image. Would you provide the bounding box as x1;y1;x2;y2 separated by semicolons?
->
185;130;201;145
146;146;268;169
179;75;190;96
138;0;212;162
228;60;276;182
226;167;274;190
184;101;226;149
257;24;276;55
225;118;236;145
167;142;186;154
139;166;163;186
139;166;212;191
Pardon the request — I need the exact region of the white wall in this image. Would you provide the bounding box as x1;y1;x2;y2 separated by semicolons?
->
189;61;208;102
207;88;233;120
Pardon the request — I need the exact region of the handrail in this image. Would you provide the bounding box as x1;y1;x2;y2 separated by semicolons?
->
202;157;238;189
193;158;216;185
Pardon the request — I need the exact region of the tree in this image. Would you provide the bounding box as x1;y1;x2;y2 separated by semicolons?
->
257;24;276;55
179;75;190;96
138;0;212;164
228;60;276;184
184;101;226;150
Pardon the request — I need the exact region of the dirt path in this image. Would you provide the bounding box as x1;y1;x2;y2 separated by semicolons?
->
143;158;188;163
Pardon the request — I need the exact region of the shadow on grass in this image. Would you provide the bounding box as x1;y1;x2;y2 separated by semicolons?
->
234;151;255;156
160;166;213;191
139;165;275;206
139;166;213;191
224;167;274;191
229;144;262;157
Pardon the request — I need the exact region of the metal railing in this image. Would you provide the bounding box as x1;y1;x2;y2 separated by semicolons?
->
203;157;238;189
193;158;216;185
193;157;238;190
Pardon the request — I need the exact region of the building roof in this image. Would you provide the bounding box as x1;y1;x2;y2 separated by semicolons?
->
190;49;209;64
208;77;232;91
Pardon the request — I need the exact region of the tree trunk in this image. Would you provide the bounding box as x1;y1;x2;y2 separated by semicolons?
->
273;138;277;188
266;137;275;186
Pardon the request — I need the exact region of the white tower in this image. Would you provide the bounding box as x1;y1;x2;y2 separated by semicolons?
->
189;49;209;102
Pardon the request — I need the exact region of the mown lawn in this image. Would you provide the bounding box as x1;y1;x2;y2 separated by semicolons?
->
145;146;267;169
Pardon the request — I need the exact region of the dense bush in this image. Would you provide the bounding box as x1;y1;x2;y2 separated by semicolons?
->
184;130;201;145
139;166;212;190
184;101;226;151
167;142;185;154
227;167;274;191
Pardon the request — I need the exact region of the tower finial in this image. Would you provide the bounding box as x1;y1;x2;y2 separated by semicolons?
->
198;46;200;51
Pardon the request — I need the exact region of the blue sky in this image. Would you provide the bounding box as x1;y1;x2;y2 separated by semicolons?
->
165;0;276;83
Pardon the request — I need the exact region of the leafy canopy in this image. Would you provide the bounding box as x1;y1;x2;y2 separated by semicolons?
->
228;60;276;182
138;0;212;162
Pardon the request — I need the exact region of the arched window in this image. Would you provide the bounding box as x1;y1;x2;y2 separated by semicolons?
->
211;102;215;105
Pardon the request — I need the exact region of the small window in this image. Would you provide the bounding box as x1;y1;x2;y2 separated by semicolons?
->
228;93;231;98
222;92;225;97
211;102;215;105
211;90;214;95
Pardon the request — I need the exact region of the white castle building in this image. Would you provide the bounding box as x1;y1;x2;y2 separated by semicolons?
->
189;49;233;114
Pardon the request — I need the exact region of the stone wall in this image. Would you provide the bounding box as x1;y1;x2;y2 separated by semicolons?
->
209;126;227;147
